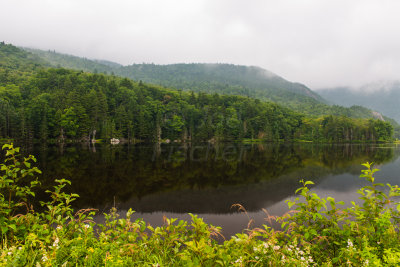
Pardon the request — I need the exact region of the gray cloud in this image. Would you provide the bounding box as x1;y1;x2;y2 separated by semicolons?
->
2;0;400;89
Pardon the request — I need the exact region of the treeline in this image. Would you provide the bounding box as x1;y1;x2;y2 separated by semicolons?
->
0;67;394;143
297;115;393;142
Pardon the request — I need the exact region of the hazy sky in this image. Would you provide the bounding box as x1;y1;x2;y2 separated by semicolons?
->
2;0;400;89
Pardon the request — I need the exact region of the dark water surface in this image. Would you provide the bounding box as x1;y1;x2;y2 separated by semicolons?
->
16;142;400;238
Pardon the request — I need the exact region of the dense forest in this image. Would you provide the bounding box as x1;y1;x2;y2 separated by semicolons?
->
0;42;395;142
25;47;400;123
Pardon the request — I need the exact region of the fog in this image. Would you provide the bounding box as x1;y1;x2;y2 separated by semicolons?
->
2;0;400;89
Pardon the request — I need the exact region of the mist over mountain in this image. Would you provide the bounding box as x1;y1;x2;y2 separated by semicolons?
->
317;82;400;123
23;47;117;74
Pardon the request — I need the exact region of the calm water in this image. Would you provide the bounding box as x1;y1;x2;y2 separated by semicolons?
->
14;142;400;238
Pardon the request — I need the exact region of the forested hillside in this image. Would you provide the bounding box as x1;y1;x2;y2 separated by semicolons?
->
0;42;48;83
117;63;325;106
0;43;395;142
24;47;120;74
24;47;397;122
24;48;323;104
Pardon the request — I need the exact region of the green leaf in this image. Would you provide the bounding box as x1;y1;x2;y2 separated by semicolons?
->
396;204;400;212
304;232;309;239
362;162;371;168
8;224;17;231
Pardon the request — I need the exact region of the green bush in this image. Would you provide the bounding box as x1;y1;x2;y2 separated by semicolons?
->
1;143;400;266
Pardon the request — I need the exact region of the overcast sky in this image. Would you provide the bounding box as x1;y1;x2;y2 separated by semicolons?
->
2;0;400;89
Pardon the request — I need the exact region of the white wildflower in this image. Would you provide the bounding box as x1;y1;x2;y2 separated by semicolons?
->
347;239;353;248
52;238;60;248
42;254;48;262
273;245;280;250
84;224;90;229
235;257;243;264
7;252;12;255
255;256;259;260
301;256;305;261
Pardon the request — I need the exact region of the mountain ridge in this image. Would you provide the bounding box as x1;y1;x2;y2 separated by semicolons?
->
22;47;326;107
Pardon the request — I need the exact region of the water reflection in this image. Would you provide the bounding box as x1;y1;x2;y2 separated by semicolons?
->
19;142;400;236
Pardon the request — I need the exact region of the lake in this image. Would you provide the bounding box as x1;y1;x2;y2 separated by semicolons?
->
14;142;400;238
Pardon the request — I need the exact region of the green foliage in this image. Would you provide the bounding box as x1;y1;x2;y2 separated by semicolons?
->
59;107;79;137
0;42;395;143
0;143;40;240
0;42;48;85
2;145;400;265
25;47;398;124
24;47;120;74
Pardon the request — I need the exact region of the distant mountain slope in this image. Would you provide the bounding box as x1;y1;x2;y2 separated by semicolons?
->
118;63;325;104
23;47;119;74
24;47;399;125
317;83;400;123
23;48;327;109
0;42;48;83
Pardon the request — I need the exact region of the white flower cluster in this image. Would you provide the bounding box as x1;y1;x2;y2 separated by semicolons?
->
286;244;314;265
42;254;48;262
52;237;60;249
347;239;356;251
234;256;243;264
347;239;353;248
